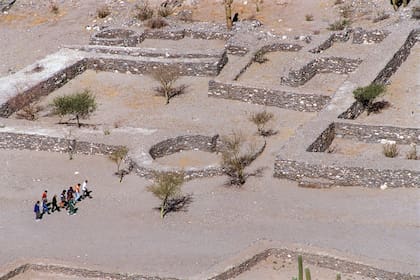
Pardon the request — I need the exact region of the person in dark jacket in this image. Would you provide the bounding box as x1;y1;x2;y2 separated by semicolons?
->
51;194;60;212
34;201;41;221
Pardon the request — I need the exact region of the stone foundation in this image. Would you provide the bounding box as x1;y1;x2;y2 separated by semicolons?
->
281;57;362;87
90;28;145;47
149;134;220;159
208;80;330;112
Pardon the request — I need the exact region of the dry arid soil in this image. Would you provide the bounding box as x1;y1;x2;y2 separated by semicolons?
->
0;0;419;279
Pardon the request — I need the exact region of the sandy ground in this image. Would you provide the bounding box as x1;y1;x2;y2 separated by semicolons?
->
1;0;419;279
155;150;221;168
330;138;417;160
0;149;419;278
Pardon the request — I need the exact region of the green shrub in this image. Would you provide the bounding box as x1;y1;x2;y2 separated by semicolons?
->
328;19;351;31
353;84;386;106
52;89;96;127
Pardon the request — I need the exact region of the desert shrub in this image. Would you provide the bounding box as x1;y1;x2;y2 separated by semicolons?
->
249;110;275;137
145;17;168;29
305;14;314;21
16;104;43;121
148;172;187;219
373;10;390;23
97;5;111;19
220;132;265;185
328;19;351;31
406;143;418;160
253;49;268;64
340;5;353;19
383;142;398;158
151;66;186;104
334;0;344;4
51;89;97;128
134;0;154;21
50;2;59;14
353;84;386;108
109;146;129;172
176;10;193;22
158;5;175;17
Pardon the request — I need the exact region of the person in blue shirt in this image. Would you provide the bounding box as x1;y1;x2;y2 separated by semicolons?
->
34;201;41;221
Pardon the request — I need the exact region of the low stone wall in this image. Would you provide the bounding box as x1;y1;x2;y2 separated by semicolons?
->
86;54;228;77
149;134;220;159
67;45;223;59
0;59;87;118
373;28;419;85
274;159;420;188
334;123;420;145
339;28;419;120
90;28;145;47
307;122;420;153
309;30;352;53
208;80;330;112
281;57;362;87
306;123;335;152
0;263;177;280
0;132;121;156
144;28;186;40
352;28;390;44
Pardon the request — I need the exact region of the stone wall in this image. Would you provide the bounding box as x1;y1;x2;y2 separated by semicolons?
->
208;80;330;112
309;30;352;53
334;123;420;145
373;28;419;85
274;159;420;188
68;45;223;59
0;263;177;280
339;28;419;120
0;59;87;118
306;123;335;152
86;53;228;77
352;28;390;44
0;132;121;156
90;28;145;47
281;57;362;87
149;134;220;159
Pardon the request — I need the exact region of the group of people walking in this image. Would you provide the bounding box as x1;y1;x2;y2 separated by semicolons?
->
33;180;92;221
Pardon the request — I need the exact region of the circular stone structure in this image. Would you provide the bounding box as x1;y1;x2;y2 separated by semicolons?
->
90;28;143;47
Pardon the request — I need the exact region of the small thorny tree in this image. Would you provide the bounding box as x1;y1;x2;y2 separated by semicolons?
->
151;66;186;104
221;132;265;186
353;84;388;115
249;110;275;137
109;146;129;182
52;89;97;127
148;172;190;219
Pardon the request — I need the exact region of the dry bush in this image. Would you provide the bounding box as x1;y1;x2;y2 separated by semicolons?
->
145;17;168;29
158;5;175;17
334;0;344;4
253;49;268;64
383;143;398;158
109;146;129;173
16;104;43;121
305;14;314;21
340;5;353;19
249;110;275;137
151;66;186;104
220;132;266;185
50;2;59;14
406;143;418;160
328;18;351;31
134;0;154;21
176;10;193;22
97;5;111;19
